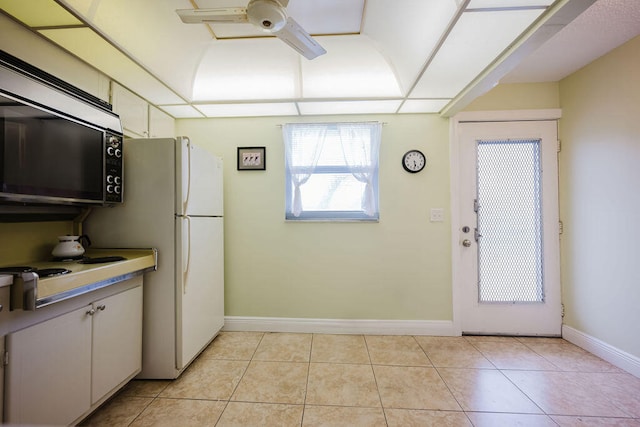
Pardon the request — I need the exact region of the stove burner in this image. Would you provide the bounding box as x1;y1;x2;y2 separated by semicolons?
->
0;266;72;278
37;268;72;278
0;266;35;273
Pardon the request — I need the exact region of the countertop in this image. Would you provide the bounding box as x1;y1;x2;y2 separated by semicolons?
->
1;248;157;308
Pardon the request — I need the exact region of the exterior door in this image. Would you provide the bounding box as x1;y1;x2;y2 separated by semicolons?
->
457;120;561;336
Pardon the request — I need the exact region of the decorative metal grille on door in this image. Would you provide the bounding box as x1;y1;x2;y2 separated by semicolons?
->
476;138;544;303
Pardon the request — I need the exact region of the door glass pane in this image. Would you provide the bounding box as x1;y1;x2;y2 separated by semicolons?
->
476;139;544;303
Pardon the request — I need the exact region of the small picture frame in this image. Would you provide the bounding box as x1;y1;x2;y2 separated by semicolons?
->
237;146;266;171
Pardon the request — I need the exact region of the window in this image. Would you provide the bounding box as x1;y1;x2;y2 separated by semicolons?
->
283;122;381;221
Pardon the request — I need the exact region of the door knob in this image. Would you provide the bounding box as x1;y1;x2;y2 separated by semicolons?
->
462;239;472;247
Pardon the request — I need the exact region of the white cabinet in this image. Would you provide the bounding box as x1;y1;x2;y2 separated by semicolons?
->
4;284;142;426
91;287;143;403
112;83;175;138
4;305;92;425
149;105;175;138
112;82;149;138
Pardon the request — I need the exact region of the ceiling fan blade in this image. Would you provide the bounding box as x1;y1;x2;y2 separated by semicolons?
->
274;17;326;60
176;8;248;24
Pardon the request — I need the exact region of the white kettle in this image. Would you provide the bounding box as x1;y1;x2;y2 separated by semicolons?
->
52;235;88;259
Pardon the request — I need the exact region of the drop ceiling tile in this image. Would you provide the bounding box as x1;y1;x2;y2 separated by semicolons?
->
0;0;83;27
198;102;298;117
399;99;451;114
362;0;459;94
158;105;205;118
38;27;184;105
285;0;364;34
202;0;365;38
62;0;209;102
410;8;545;99
467;0;553;9
298;100;401;115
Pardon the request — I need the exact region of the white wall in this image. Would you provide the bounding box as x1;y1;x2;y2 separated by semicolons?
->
559;35;640;359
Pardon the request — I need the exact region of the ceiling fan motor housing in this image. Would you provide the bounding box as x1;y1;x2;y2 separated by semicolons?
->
247;0;287;32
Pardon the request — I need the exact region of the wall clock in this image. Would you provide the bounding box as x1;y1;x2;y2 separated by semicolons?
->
402;150;426;173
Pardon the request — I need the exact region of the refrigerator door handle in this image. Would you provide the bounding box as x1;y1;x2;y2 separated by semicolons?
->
182;138;192;214
182;216;192;293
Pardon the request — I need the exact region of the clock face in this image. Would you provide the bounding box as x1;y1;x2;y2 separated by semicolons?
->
402;150;426;173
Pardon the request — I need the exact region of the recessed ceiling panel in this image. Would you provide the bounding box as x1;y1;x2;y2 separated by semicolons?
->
193;38;300;101
285;0;364;34
410;8;545;99
39;28;184;104
62;0;210;102
0;0;83;27
197;102;298;117
201;0;364;38
301;36;401;99
362;0;459;94
298;100;401;115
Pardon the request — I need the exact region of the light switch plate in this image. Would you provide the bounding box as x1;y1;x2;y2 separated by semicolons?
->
430;208;444;222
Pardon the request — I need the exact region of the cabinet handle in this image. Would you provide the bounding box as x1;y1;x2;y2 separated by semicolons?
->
97;304;106;311
86;308;96;316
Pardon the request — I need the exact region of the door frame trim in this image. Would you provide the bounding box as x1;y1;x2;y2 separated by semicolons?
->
449;109;562;335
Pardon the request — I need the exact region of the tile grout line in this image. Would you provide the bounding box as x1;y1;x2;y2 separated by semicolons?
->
214;332;266;426
301;334;315;427
363;335;391;426
124;392;157;427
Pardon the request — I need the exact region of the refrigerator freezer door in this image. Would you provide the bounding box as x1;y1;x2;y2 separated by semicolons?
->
175;216;224;370
176;137;224;217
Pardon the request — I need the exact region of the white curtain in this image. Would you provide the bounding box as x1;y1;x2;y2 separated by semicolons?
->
337;122;381;216
283;123;327;217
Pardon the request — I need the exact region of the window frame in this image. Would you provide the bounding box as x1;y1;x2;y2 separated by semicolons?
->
284;122;381;222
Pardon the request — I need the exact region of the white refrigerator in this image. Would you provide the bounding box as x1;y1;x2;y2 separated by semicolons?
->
84;137;224;379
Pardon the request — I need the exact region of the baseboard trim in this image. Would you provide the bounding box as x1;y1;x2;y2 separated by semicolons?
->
223;316;458;336
562;325;640;378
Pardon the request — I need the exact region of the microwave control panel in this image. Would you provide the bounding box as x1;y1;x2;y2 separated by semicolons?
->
105;133;124;203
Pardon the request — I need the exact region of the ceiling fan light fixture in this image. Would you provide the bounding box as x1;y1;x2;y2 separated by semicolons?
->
175;0;325;60
247;0;287;32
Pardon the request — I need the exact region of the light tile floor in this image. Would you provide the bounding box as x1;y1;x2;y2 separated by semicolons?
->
82;332;640;426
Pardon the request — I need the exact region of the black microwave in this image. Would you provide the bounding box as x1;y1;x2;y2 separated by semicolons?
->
0;54;124;206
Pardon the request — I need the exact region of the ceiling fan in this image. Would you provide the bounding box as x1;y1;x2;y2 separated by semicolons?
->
176;0;327;60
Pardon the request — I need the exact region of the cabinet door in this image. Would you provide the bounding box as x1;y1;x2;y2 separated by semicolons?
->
149;105;175;138
5;306;92;425
111;82;148;138
91;285;143;403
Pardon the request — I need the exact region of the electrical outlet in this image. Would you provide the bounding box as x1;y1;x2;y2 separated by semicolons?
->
430;208;444;222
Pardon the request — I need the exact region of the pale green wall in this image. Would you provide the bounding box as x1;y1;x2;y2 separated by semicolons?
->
558;35;640;358
177;114;453;320
0;222;73;265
